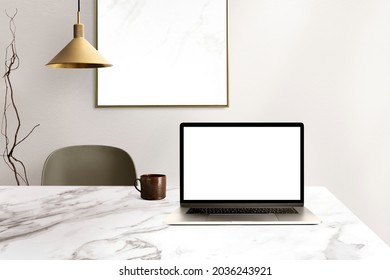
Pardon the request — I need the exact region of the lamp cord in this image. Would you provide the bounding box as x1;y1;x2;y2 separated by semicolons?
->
76;0;81;24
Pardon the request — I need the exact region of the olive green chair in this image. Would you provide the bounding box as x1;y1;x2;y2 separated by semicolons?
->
41;145;136;186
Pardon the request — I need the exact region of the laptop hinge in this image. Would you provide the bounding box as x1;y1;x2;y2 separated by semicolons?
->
181;203;304;208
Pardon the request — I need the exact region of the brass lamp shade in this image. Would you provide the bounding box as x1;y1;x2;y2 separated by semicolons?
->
46;13;112;68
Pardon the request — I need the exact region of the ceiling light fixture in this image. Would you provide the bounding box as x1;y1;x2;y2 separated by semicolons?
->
46;0;112;68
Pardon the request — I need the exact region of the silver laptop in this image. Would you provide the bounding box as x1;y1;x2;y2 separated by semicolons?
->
165;122;321;225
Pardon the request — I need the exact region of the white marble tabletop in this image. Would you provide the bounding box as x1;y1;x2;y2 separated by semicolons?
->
0;186;389;260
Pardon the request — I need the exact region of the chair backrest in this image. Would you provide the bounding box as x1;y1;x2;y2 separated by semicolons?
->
41;145;136;186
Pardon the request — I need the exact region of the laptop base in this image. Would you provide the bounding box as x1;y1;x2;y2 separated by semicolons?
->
165;206;321;225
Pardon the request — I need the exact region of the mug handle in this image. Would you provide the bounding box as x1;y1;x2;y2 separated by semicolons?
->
134;178;141;192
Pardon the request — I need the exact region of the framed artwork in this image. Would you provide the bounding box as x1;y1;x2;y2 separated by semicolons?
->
96;0;228;107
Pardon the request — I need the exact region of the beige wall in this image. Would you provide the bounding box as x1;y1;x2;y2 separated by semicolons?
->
1;0;390;245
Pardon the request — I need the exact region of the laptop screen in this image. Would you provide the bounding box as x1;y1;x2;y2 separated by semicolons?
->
180;123;303;204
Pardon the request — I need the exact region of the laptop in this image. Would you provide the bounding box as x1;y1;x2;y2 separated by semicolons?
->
165;122;321;225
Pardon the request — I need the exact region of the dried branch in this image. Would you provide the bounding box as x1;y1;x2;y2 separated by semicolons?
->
1;9;40;185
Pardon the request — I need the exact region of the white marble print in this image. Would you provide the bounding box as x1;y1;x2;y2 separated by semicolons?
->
97;0;228;106
0;186;390;260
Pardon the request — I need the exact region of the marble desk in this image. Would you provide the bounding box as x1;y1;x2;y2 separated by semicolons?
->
0;186;389;260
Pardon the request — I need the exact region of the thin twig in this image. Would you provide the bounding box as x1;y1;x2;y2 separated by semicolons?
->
2;9;40;186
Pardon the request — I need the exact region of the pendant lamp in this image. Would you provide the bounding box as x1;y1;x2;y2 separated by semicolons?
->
46;0;112;68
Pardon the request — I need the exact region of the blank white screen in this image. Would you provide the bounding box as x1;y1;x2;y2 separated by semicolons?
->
183;126;301;200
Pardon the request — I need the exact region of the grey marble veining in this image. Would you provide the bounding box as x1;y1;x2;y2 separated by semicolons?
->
0;186;389;260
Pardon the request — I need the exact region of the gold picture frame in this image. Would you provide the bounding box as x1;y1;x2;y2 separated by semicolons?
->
96;0;229;107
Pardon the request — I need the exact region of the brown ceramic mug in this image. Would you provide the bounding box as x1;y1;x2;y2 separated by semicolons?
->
134;174;166;200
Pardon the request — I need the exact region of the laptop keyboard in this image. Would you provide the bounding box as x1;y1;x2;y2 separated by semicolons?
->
187;207;298;215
